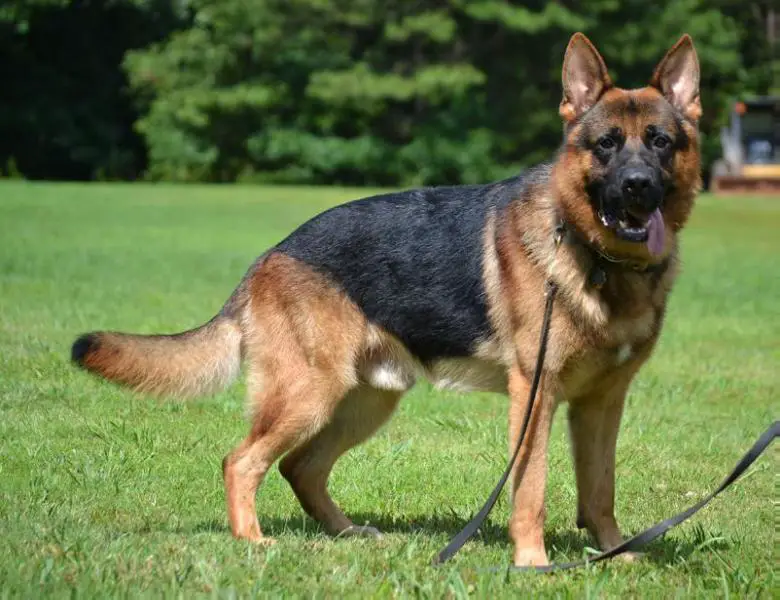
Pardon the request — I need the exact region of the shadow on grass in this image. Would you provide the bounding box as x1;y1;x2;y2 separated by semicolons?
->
170;512;721;568
179;512;505;543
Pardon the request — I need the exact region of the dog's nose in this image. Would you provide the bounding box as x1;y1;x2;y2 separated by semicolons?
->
622;170;652;197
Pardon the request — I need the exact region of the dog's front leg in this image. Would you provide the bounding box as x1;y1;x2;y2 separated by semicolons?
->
568;352;650;560
568;381;628;552
507;366;557;567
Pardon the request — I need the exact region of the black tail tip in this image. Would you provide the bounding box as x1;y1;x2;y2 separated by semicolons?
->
71;333;100;367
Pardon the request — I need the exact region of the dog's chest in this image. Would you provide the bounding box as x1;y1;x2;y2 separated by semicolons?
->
557;344;630;401
556;303;658;400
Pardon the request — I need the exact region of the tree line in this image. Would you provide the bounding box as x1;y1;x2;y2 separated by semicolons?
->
1;0;776;187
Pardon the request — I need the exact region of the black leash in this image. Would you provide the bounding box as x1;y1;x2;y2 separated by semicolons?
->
434;419;777;570
434;279;559;565
433;235;777;568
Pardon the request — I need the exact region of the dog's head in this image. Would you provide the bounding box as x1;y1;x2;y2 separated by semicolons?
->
553;33;701;262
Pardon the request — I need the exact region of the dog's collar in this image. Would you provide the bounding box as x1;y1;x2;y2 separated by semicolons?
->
554;220;669;289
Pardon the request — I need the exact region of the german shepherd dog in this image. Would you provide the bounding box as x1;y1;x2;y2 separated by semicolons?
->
72;34;701;566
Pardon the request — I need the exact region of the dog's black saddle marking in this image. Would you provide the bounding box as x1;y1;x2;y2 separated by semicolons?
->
276;172;543;362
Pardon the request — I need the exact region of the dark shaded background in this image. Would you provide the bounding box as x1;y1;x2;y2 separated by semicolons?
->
1;0;776;187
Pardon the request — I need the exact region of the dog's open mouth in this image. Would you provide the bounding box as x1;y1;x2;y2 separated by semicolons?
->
598;207;666;256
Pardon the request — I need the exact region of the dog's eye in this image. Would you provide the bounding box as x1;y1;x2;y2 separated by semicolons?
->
653;135;671;150
598;137;615;150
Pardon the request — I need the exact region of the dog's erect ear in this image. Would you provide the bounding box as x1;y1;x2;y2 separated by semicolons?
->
650;35;701;121
560;33;612;122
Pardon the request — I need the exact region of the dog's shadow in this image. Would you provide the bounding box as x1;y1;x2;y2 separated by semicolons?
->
184;512;506;542
180;512;714;568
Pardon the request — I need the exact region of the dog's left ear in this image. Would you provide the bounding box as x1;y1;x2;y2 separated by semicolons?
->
650;35;701;121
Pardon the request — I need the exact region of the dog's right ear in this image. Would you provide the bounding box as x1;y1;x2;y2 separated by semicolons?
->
560;33;612;122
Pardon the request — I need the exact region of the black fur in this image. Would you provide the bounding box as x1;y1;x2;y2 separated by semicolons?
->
275;173;542;362
71;333;99;367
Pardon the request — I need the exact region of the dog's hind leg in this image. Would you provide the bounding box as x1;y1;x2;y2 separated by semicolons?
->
221;252;368;544
279;384;401;537
222;369;354;544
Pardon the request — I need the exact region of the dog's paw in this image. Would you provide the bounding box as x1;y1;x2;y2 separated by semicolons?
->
513;547;549;568
337;525;383;539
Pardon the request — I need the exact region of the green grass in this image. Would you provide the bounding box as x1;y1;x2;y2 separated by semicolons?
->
0;181;776;598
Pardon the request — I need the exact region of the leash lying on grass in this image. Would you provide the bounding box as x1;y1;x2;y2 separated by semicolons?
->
434;228;777;570
435;417;777;570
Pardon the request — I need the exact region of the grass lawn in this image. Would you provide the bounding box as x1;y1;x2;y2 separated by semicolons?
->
0;181;776;598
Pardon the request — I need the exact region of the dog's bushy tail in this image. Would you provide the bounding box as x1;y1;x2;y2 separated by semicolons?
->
71;312;243;399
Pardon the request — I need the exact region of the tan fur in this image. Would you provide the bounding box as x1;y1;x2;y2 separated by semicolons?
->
72;33;701;567
568;344;652;552
279;384;401;535
506;367;556;566
76;317;242;398
492;35;698;565
427;356;507;393
223;254;371;543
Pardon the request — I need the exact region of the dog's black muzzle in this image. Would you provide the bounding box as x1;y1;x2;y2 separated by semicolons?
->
599;166;664;243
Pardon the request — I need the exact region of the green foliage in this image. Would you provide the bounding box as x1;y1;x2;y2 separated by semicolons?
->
123;0;773;185
1;0;775;184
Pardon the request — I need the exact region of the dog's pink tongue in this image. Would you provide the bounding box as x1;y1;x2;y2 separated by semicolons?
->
647;209;665;256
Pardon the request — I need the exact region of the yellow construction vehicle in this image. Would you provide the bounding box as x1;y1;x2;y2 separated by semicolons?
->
711;96;780;194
